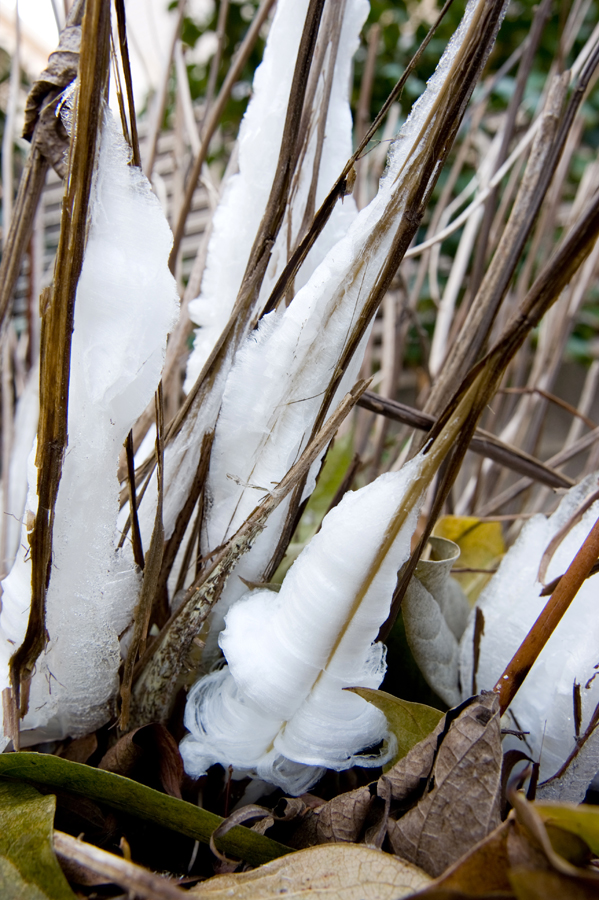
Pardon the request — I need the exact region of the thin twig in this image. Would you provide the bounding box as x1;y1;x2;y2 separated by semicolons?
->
494;514;599;714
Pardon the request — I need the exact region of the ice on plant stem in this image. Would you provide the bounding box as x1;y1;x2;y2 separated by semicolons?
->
181;456;424;795
0;105;179;743
459;475;599;797
184;0;368;391
200;0;489;643
137;0;368;553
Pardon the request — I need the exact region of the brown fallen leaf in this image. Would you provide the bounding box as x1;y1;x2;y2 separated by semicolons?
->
99;723;184;798
290;785;374;848
413;820;513;897
57;732;98;764
387;693;502;877
188;843;431;899
382;712;446;804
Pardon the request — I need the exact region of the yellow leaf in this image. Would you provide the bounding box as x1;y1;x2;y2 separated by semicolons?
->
189;843;431;899
533;802;599;859
347;687;444;769
433;515;505;603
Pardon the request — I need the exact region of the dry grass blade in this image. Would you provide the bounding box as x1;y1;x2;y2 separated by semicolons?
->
259;0;458;321
8;0;111;720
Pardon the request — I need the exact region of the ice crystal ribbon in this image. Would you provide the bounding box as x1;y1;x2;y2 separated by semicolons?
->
181;456;424;795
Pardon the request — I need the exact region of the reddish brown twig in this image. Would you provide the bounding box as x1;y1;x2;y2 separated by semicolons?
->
494;514;599;715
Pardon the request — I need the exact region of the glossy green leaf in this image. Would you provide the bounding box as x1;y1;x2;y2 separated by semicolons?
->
0;753;290;867
347;687;444;768
0;780;75;900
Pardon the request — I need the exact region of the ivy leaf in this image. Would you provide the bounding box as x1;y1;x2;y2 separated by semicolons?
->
0;781;76;900
347;687;443;769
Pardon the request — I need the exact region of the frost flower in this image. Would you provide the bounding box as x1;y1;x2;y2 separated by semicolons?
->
181;457;424;795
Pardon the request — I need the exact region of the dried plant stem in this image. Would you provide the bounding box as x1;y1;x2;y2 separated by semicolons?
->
9;0;111;718
357;392;573;490
120;388;165;731
494;514;599;715
54;831;189;900
129;380;370;727
0;134;48;333
114;0;141;167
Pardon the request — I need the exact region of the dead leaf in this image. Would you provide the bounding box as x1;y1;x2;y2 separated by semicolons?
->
290;786;374;848
99;723;184;798
413;820;513;897
381;711;446;803
387;693;502;877
58;732;98;764
433;516;504;604
188;843;431;898
348;687;443;769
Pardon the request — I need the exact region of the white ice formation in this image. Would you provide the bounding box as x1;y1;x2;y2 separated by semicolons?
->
184;0;367;391
460;475;599;797
0;106;178;743
181;457;424;795
199;0;488;645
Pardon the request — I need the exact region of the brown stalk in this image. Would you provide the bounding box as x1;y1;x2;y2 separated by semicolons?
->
357;391;573;490
467;0;552;299
494;514;599;715
120;387;165;732
124;430;145;570
264;0;509;579
479;425;599;517
114;0;141;167
9;0;111;718
259;0;457;320
203;0;230;120
384;179;599;639
169;0;277;269
499;385;597;431
423;70;569;419
54;831;188;900
129;380;371;727
354;22;381;208
537;483;599;584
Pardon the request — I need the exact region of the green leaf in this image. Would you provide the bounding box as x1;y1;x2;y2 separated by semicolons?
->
347;688;444;768
0;780;76;900
0;753;290;867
